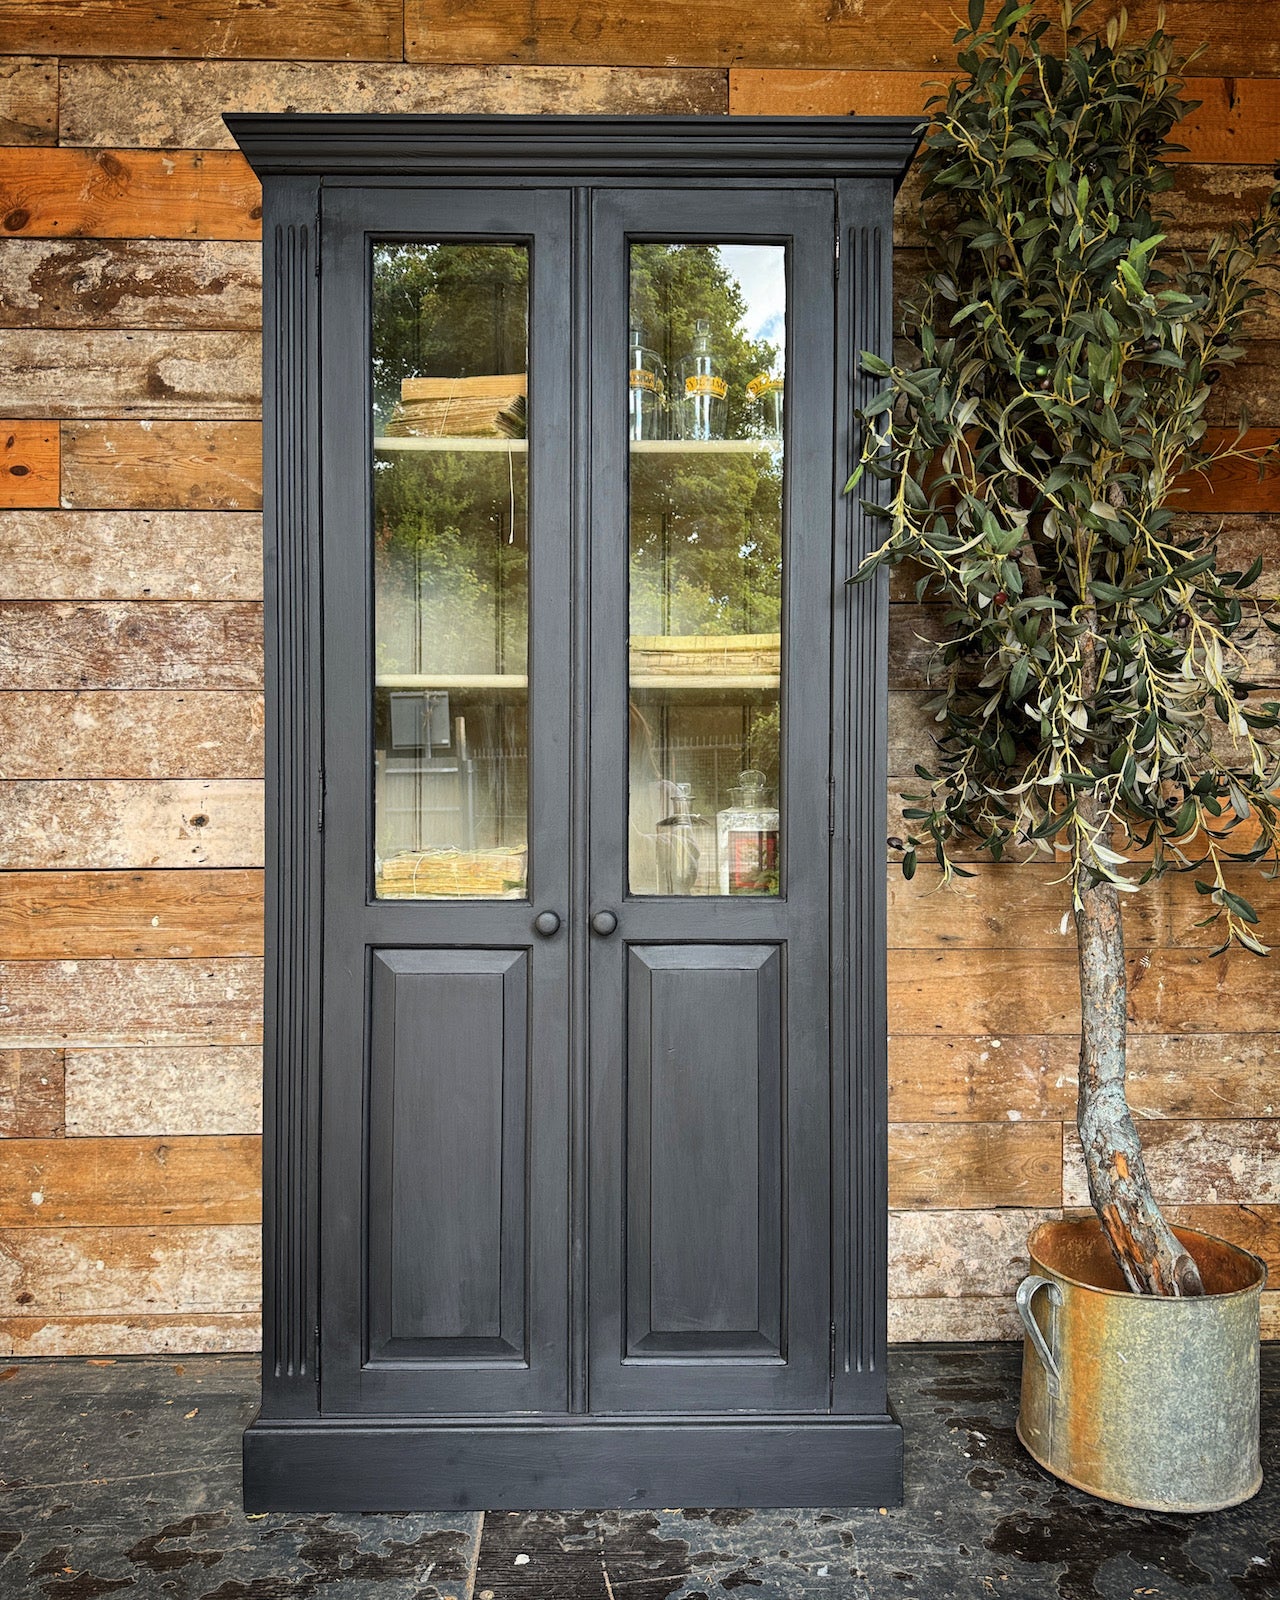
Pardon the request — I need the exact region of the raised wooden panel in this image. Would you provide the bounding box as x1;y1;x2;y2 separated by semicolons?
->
60;421;262;510
0;57;57;145
368;950;528;1363
0;510;262;600
0;0;402;60
625;945;782;1358
0;420;57;507
61;60;727;149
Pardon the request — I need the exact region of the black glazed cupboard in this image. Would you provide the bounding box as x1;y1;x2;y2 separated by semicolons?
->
230;114;919;1512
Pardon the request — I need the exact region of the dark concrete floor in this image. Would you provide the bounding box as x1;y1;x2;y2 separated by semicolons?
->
0;1346;1275;1599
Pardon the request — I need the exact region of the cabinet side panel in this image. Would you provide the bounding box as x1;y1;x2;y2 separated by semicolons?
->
369;949;528;1362
626;944;782;1357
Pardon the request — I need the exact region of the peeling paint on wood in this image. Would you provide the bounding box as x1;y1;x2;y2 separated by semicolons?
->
889;1208;1061;1300
0;1048;64;1137
0;958;263;1050
64;1046;262;1135
61;421;262;510
0;1224;260;1315
0;56;57;145
0;779;263;869
0;419;57;508
0;510;262;600
0;1134;261;1226
0;602;262;689
0;869;264;959
61;59;729;148
0;330;261;419
889;1122;1063;1209
0;149;261;241
0;238;263;330
889;1294;1023;1341
0;1309;261;1355
0;690;263;779
1063;1119;1280;1207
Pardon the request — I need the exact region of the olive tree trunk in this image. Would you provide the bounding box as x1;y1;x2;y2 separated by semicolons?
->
1073;796;1204;1297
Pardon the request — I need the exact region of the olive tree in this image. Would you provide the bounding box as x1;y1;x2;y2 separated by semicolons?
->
853;0;1280;1294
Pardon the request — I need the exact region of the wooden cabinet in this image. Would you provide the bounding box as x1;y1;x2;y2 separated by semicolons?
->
231;114;918;1511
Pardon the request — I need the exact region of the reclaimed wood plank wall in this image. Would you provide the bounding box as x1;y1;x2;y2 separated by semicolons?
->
0;1;1275;1355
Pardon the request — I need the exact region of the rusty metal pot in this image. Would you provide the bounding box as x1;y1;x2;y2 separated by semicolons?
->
1016;1218;1265;1512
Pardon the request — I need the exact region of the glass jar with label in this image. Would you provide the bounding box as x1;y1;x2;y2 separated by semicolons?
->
675;317;727;441
716;770;779;895
629;325;666;441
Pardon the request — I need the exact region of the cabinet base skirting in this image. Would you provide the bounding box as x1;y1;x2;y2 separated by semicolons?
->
242;1412;904;1511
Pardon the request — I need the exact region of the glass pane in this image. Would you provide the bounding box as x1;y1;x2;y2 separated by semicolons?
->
372;243;530;899
628;244;785;896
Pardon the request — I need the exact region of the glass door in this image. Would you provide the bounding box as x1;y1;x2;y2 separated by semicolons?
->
587;190;837;1413
318;190;572;1414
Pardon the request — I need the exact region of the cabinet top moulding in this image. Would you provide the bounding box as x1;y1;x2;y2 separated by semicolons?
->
224;113;923;182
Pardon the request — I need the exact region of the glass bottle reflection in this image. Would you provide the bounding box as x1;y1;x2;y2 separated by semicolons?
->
629;324;666;441
675;317;727;441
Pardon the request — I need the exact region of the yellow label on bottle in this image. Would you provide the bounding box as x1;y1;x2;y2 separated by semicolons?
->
684;374;727;399
630;368;662;393
746;373;783;401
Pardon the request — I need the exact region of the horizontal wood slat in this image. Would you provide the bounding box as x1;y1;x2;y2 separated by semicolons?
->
0;239;263;331
0;1310;261;1356
0;1048;64;1137
61;421;262;510
1063;1119;1280;1206
0;870;263;959
888;1032;1280;1121
0;1224;260;1315
0;601;262;689
0;690;264;779
0;56;57;145
0;330;261;418
60;60;729;149
0;1136;261;1226
0;0;401;61
64;1046;262;1135
889;1122;1063;1208
0;419;57;507
0;779;263;868
403;1;1280;74
0;149;261;240
890;1290;1280;1341
0;958;263;1048
0;510;262;599
888;1208;1059;1298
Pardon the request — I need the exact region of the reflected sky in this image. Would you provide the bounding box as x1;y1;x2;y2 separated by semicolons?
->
718;244;786;350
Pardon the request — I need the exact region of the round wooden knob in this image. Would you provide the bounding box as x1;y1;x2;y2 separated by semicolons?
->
533;910;561;937
590;909;618;937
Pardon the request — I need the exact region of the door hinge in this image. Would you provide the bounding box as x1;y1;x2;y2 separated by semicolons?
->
828;773;836;836
316;769;325;834
314;1322;321;1383
834;230;841;278
830;1319;838;1373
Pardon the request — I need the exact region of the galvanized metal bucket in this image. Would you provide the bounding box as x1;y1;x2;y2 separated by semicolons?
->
1016;1218;1265;1512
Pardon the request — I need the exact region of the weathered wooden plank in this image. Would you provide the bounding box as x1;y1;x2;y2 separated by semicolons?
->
0;239;262;331
0;691;263;780
1177;430;1280;512
1176;76;1280;164
0;1309;261;1356
887;946;1280;1034
64;1046;261;1135
0;57;56;145
888;1122;1063;1208
60;59;728;149
0;779;263;869
888;1295;1022;1341
1063;1119;1280;1207
61;422;262;510
1062;1201;1280;1275
0;149;261;241
889;1032;1280;1122
888;1208;1060;1299
0;601;262;689
0;330;261;419
0;1224;259;1315
0;510;262;600
0;1135;260;1226
0;1048;64;1137
0;869;263;960
0;958;262;1048
403;2;1280;74
0;420;57;508
0;0;400;60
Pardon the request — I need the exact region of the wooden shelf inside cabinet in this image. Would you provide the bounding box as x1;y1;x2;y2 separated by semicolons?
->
374;436;528;453
629;438;782;454
376;673;529;690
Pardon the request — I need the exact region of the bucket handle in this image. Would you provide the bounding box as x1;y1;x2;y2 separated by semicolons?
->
1016;1275;1063;1399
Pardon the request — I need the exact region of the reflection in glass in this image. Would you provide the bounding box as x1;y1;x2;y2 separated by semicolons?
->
372;243;530;899
627;244;785;896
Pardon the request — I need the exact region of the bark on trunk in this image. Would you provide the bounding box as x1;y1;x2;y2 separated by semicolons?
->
1074;797;1204;1297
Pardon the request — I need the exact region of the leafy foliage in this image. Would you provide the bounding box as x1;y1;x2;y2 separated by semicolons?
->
852;0;1280;952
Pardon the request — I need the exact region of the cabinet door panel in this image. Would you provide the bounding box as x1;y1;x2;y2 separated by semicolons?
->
368;949;527;1363
626;944;782;1358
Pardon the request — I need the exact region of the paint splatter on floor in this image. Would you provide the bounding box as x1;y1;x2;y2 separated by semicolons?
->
0;1347;1274;1597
